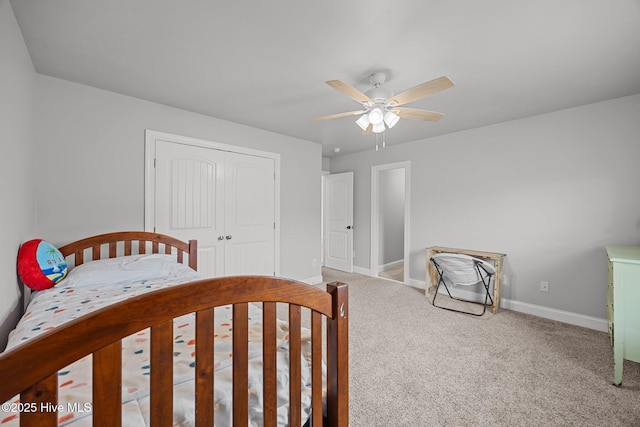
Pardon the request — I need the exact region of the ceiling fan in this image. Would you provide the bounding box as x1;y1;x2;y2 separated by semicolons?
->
312;72;454;135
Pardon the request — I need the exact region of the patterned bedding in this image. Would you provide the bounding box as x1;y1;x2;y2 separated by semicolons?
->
1;255;315;426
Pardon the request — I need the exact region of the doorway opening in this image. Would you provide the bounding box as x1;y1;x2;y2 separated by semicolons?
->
371;162;410;283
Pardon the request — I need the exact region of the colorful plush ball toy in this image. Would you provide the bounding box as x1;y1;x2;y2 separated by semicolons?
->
17;239;68;290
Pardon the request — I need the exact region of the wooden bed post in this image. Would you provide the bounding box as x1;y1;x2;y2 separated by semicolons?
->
188;239;197;271
20;374;57;427
326;282;349;426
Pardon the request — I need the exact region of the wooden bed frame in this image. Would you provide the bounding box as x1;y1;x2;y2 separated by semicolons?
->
0;231;348;426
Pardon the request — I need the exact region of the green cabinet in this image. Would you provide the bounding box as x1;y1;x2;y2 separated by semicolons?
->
606;246;640;386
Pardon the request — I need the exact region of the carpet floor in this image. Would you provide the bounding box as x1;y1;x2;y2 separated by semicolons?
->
320;267;640;427
378;265;404;282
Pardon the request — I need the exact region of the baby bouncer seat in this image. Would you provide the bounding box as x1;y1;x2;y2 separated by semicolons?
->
430;253;496;316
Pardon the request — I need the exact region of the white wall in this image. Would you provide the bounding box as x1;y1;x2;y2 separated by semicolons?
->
33;75;322;283
0;0;36;349
322;156;331;172
330;94;640;320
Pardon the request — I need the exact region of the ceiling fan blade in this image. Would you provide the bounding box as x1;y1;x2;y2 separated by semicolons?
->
388;76;454;106
362;123;373;135
311;110;367;122
326;80;373;104
394;107;445;121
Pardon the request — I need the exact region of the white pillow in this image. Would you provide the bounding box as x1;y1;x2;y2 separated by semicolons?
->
63;254;181;288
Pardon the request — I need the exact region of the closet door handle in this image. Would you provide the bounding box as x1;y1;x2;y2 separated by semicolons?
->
225;235;232;240
218;235;225;240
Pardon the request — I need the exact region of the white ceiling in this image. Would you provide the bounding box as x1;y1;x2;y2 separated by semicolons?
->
11;0;640;158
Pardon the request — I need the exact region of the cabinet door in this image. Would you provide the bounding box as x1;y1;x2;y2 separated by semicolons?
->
607;261;614;344
617;262;640;361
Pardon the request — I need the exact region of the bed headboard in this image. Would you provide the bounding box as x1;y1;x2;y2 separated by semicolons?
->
57;231;198;271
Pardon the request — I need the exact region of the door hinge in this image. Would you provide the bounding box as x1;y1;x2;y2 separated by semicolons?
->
153;158;156;168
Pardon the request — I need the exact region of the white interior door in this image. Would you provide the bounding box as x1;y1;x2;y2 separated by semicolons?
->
224;152;275;275
152;140;275;277
324;172;353;272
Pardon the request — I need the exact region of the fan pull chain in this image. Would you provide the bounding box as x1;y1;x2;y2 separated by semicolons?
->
374;131;388;151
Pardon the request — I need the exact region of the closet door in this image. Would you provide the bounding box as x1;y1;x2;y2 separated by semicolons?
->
155;141;225;278
153;140;275;278
224;152;275;275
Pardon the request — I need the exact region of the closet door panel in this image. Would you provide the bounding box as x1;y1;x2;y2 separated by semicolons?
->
155;141;225;278
224;152;275;275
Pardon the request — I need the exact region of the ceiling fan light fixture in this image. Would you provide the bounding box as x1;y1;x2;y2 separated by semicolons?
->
368;107;384;125
355;114;370;130
372;122;386;134
384;110;400;129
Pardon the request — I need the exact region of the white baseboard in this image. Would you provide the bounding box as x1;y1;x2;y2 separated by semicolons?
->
377;271;607;332
407;277;426;289
353;266;371;276
300;275;324;285
500;298;608;332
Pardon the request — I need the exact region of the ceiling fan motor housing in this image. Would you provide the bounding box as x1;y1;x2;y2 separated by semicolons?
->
365;72;393;104
365;87;394;104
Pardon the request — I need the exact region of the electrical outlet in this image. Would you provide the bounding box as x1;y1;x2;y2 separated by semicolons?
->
312;259;318;267
540;281;550;292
